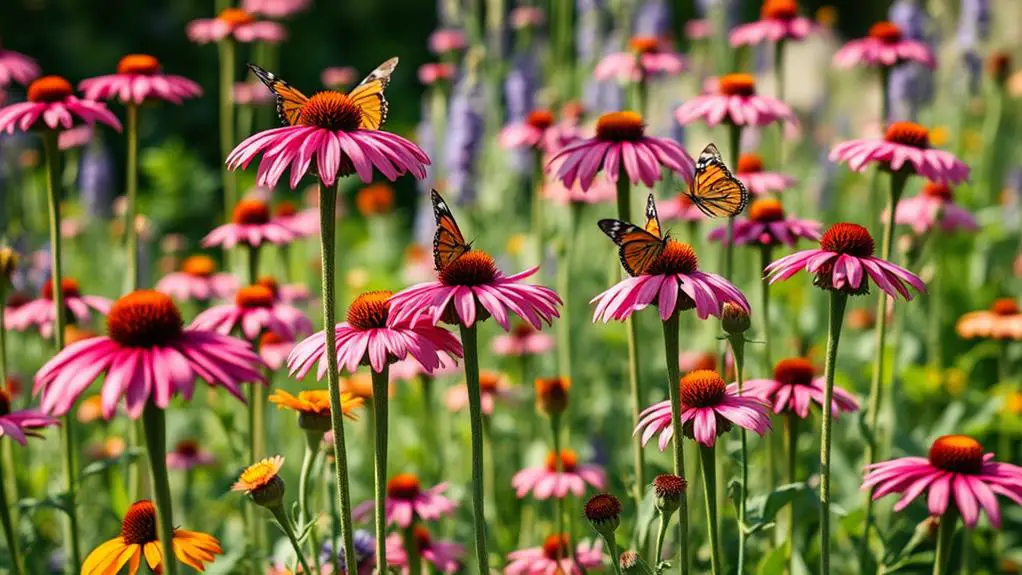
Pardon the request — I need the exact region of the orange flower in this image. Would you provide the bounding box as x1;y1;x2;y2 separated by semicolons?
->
535;376;570;414
269;389;363;419
956;298;1022;340
342;372;393;399
81;500;222;575
233;455;286;507
77;394;105;424
355;182;395;216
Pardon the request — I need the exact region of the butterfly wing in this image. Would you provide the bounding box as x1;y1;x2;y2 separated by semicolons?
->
687;143;749;218
598;219;667;276
248;64;309;127
431;190;470;271
346;57;398;130
643;193;663;238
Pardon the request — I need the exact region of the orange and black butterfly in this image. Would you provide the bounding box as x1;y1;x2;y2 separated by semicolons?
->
248;57;399;130
431;190;471;272
685;143;748;218
598;193;669;276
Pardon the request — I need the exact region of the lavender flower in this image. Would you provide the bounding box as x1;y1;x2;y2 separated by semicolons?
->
634;0;672;38
322;530;376;573
956;0;990;46
576;0;605;65
888;0;933;121
79;140;114;219
505;52;538;123
444;75;485;203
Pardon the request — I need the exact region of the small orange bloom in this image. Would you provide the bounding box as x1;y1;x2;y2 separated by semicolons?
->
77;394;105;424
269;389;363;420
956;298;1022;340
233;455;284;494
355;183;395;216
535;376;570;414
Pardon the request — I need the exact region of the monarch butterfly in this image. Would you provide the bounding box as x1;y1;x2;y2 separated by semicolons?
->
248;57;399;130
598;193;669;276
431;190;472;272
685;143;749;218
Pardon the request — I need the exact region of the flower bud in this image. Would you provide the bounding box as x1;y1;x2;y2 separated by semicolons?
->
583;493;622;539
653;474;686;516
620;550;655;575
535;376;570;415
720;303;750;335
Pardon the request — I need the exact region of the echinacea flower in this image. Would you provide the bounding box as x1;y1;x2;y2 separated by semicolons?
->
5;278;112;338
675;73;797;128
272;200;319;237
81;500;222;575
636;369;772;448
658;194;706;222
491;322;554;357
242;0;310;18
255;275;311;305
321;66;358;90
594;37;686;82
202;198;298;248
192;284;312;340
165;439;216;470
592;240;750;322
289;290;464;378
546;111;695;191
956;298;1022;340
862;434;1022;527
186;8;287;44
259;331;294;370
512;449;606;499
744;357;860;418
418;62;457;86
446;370;515;414
385;527;464;574
155;255;238;302
79;54;202;105
707;198;822;247
57;124;93;150
428;28;467;55
891;182;978;234
505;535;604;575
0;75;121;134
0;388;58;445
829;122;969;184
353;473;456;527
734;153;797;195
542;170;617;205
729;0;813;46
233;80;275;106
0;44;39;87
34;290;265;419
833;21;935;69
499;109;559;151
765;222;927;299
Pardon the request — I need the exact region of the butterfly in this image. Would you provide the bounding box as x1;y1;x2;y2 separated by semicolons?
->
248;57;399;130
685;143;749;218
598;193;669;276
431;190;472;272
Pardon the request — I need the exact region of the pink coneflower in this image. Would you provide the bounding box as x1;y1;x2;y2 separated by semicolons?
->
546;111;694;191
594;37;686;82
428;28;467;55
79;54;202;105
592;240;750;322
499;109;559;151
891;182;978;235
353;473;456;527
829;122;969;185
321;66;358;90
233;80;275;106
272;200;319;237
542;170;617;205
388;353;459;382
386;527;464;574
511;6;545;29
636;369;772;448
0;75;121;134
288;290;464;379
956;299;1022;341
241;0;310;18
57;125;92;150
863;434;1022;527
258;331;294;370
676;73;797;128
685;19;713;41
491;322;554;357
166;439;216;470
765;222;927;299
33;290;265;419
659;194;706;222
186;8;287;44
735;153;797;195
155;255;238;302
0;389;58;445
253;276;311;305
512;449;606;499
6;278;112;338
505;535;604;575
729;0;813;46
192;284;311;340
744;357;859;418
446;370;515;414
707;198;822;247
202;198;298;249
833;21;935;69
0;43;39;87
418;63;456;86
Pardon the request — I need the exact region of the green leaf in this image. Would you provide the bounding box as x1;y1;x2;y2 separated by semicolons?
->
756;546;786;575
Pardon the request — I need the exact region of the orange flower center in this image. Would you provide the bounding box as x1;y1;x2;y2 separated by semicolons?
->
479;371;502;393
629;36;661;54
922;182;953;201
648;241;699;275
255;276;280;298
42;277;81;300
174;439;200;457
719;73;757;97
232;199;271;225
274;201;298;218
27;76;73;103
181;255;217;277
773;357;815;386
583;493;621;522
346;290;392;330
413;526;433;550
512;322;536;338
595;111;646;142
868;21;903;43
991;298;1020;316
0;389;10;416
679;369;727;408
737;153;764;173
748;198;785;222
260;330;287;346
884;121;930;149
107;291;184;347
542;534;572;560
820;223;875;258
928;435;983;474
300;92;363;131
561;101;584;123
761;0;799;20
356;183;395;216
545;449;579;472
117;54;161;75
653;473;687;498
526;109;555;130
120;500;159;545
218;8;254;27
386;473;422;499
238;458;281;490
438;250;499;286
535;376;571;412
235;285;275;309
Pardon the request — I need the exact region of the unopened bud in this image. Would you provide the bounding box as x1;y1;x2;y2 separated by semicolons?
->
583;493;622;538
653;474;686;516
620;550;655;575
721;303;750;335
535;376;570;415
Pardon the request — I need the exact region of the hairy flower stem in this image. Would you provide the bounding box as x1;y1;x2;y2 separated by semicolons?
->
786;413;798;573
699;444;721;575
459;323;491;574
141;403;178;575
0;451;23;575
268;505;314;575
124;102;141;291
371;365;391;574
760;247;778;501
403;524;423;575
820;291;848;575
299;432;324;574
933;508;958;575
661;312;689;575
218;38;238;224
727;333;748;574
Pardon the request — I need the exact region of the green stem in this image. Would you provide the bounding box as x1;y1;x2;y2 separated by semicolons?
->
979;85;1004;205
124;103;140;291
268;505;314;575
218;39;238;222
319;181;358;575
933;509;958;575
141;403;178;575
786;413;798;574
458;323;490;574
722;124;742;279
699;444;721;575
0;449;23;575
880;67;890;125
299;432;324;575
482;416;497;527
556;204;581;384
661;312;689;575
820;291;849;575
550;413;564;545
403;525;423;575
729;334;748;575
607;536;624;575
760;247;778;508
653;508;671;568
927;232;942;372
532;149;545;271
371;365;391;574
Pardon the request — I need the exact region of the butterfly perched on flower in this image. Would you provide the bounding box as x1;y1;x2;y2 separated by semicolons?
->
248;57;399;130
685;143;749;218
598;193;669;276
431;190;472;272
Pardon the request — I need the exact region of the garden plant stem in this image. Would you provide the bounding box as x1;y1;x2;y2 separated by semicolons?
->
0;452;23;575
728;333;748;574
219;38;238;222
760;247;778;494
141;403;179;575
786;413;798;572
933;509;958;575
699;444;721;575
660;312;689;575
820;291;849;575
268;505;314;575
299;432;324;574
124;103;140;292
371;366;391;574
458;323;491;575
403;525;423;575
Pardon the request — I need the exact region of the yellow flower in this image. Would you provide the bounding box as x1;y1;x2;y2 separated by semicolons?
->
269;389;363;420
928;126;950;148
505;234;528;256
233;456;286;508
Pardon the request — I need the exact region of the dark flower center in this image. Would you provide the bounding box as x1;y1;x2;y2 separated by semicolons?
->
235;285;275;309
106;291;184;347
300;92;363;131
232;199;271;225
181;255;217;277
174;439;200;457
991;298;1019;316
928;435;984;474
260;331;287;346
438;250;499;286
922;182;953;202
653;473;687;498
42;277;81;300
820;223;875;257
542;534;572;560
719;73;757;97
218;8;254;27
748;198;785;222
413;526;433;550
761;0;799;20
595;111;646;142
512;322;536;339
737;153;764;173
117;54;161;75
884;121;930;149
629;36;662;54
647;241;699;275
773;357;815;386
346;290;393;330
120;500;159;545
989;51;1012;84
583;493;622;522
526;109;555;130
535;376;570;413
545;449;578;472
27;76;73;103
0;389;10;417
274;201;298;218
479;371;502;393
869;21;903;43
386;473;422;500
679;369;727;408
